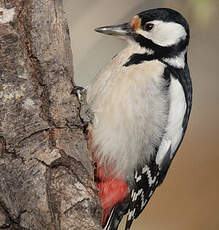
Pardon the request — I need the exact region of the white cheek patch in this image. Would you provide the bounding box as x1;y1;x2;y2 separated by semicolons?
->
137;20;187;47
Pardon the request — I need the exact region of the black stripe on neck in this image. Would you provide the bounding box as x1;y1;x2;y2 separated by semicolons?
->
124;35;188;67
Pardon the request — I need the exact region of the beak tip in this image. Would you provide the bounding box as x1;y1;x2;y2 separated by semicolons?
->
95;27;105;34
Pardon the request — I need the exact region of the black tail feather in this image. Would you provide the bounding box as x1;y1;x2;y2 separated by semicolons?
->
103;198;129;230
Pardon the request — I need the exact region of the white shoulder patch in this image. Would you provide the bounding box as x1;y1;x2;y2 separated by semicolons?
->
156;76;186;165
156;138;171;165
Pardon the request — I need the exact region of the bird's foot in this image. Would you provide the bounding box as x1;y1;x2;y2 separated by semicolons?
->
71;86;94;128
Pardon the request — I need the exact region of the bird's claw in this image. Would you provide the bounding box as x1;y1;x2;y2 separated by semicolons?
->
72;85;94;127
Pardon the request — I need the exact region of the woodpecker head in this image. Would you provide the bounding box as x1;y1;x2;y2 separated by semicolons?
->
95;8;190;65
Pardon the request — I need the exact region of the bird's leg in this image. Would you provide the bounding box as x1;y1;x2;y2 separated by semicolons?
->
71;86;94;128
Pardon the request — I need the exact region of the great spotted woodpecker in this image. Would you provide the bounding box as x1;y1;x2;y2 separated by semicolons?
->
77;8;192;230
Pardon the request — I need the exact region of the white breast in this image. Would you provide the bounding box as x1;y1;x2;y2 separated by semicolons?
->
87;43;169;177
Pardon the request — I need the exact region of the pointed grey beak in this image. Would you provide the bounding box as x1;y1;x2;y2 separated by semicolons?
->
95;23;134;36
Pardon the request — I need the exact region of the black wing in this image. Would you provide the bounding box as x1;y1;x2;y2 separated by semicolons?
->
125;158;160;230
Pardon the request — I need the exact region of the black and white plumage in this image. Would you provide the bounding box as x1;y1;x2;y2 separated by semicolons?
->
86;8;192;230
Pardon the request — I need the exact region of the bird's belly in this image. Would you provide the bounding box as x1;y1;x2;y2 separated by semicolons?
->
87;60;168;177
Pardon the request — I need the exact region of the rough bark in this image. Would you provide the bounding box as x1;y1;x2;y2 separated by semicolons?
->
0;0;101;229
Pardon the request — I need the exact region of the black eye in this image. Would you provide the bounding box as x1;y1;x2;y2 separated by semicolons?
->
144;23;154;31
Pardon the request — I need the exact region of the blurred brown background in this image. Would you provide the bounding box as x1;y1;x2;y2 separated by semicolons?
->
63;0;219;229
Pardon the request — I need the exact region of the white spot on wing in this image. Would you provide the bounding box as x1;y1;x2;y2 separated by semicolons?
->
128;209;136;221
134;171;142;182
142;165;156;186
131;189;143;202
140;191;147;209
0;7;15;24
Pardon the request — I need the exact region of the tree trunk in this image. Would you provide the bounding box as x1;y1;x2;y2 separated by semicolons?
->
0;0;101;229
